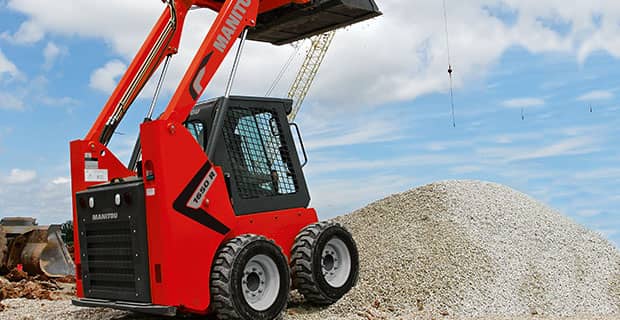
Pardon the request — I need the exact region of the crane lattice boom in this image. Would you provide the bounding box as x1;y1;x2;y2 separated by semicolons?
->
288;30;336;121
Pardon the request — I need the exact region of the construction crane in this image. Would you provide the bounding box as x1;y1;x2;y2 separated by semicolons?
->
288;30;336;121
69;1;381;319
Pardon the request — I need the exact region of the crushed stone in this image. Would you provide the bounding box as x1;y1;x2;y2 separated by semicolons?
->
287;180;620;319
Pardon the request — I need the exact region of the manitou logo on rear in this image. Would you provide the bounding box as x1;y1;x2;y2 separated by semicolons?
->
187;168;217;209
213;0;252;53
92;212;119;221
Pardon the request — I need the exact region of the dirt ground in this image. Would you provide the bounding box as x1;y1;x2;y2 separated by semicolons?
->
1;297;620;320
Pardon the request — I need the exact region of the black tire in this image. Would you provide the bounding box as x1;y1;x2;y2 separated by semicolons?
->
291;222;359;305
210;234;290;320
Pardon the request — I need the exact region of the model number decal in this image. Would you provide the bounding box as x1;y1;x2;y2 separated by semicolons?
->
187;168;217;209
173;162;230;235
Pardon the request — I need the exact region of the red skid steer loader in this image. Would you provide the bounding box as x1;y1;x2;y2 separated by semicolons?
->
70;0;380;319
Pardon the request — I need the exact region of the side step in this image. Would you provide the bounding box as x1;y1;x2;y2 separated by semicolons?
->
249;0;382;45
72;298;177;316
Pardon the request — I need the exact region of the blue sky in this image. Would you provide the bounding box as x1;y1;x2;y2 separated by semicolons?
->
0;1;618;247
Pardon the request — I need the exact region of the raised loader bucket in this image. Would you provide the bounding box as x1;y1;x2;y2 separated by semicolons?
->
248;0;382;45
3;222;75;277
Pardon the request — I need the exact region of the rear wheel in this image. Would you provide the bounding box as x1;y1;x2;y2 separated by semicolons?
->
210;234;290;320
291;222;359;305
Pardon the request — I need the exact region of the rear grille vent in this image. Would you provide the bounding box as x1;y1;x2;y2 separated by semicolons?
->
83;220;137;295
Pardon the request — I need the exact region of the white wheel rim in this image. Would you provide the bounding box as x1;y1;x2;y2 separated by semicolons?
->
321;238;351;288
242;254;280;311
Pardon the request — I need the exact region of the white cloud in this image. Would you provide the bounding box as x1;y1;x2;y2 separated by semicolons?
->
492;132;543;144
577;209;601;217
0;49;19;79
40;95;79;106
479;136;601;163
52;176;70;185
305;120;402;151
513;137;600;161
573;168;620;180
0;175;72;224
502;97;546;108
307;153;464;176
0;20;44;45
0;91;24;110
43;42;67;70
450;165;483;174
6;0;620;110
310;174;414;218
89;60;127;93
4;169;37;184
577;89;614;101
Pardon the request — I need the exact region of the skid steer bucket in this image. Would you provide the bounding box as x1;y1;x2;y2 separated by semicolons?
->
249;0;382;45
1;218;75;277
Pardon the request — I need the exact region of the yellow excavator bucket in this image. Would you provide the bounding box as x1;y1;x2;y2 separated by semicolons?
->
1;218;75;278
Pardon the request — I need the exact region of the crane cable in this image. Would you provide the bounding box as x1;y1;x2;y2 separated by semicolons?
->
266;44;302;96
442;0;456;128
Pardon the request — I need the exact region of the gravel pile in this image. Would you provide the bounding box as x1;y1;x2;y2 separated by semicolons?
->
2;180;619;320
288;180;620;319
0;299;134;320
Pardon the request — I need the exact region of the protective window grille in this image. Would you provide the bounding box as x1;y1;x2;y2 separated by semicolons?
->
222;106;298;199
185;121;205;150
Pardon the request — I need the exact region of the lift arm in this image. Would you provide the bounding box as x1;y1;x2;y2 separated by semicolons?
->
85;0;380;146
85;0;298;145
86;0;185;145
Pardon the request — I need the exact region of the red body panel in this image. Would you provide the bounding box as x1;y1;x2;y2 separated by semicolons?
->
140;120;237;312
230;208;319;260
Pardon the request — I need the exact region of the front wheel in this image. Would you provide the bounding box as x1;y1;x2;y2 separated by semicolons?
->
210;234;290;320
291;222;359;305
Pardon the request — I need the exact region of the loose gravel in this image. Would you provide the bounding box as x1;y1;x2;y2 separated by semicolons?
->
0;299;129;320
287;180;620;319
2;180;619;320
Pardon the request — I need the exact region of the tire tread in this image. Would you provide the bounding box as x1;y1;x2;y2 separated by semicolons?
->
291;222;354;305
211;234;288;320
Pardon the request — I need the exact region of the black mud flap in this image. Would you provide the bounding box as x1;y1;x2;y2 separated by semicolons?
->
249;0;382;45
72;298;177;316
